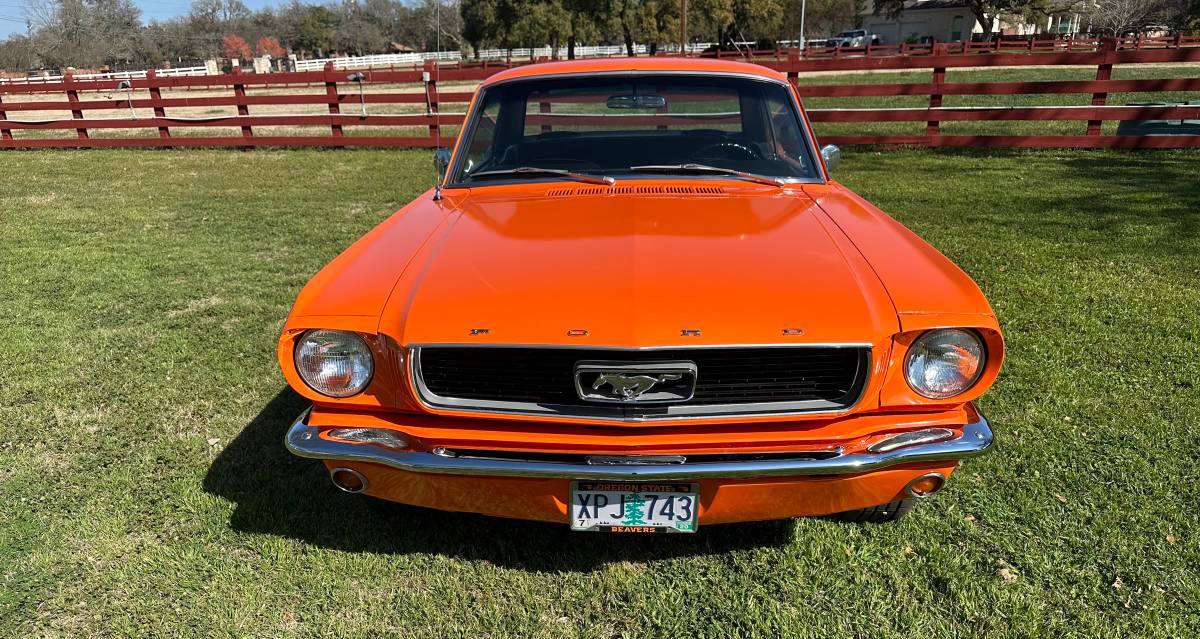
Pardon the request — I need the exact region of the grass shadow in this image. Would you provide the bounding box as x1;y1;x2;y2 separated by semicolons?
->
202;388;796;572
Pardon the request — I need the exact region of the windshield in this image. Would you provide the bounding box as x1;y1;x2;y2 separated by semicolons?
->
450;74;820;185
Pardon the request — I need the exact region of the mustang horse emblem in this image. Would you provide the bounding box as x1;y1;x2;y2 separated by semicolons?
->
592;373;683;400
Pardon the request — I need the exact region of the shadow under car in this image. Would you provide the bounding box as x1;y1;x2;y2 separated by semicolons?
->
202;387;797;572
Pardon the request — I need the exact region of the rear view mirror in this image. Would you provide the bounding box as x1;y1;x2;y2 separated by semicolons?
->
434;148;452;182
820;144;841;172
607;94;667;109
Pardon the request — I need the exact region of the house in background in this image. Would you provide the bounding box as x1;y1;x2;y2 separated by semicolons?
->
860;0;1089;43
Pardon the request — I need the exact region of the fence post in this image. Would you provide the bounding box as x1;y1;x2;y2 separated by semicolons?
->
324;61;343;142
424;59;440;146
231;66;253;145
539;98;552;133
927;43;947;142
0;94;11;141
786;48;800;87
146;69;171;141
64;71;89;140
654;83;669;130
1088;37;1117;136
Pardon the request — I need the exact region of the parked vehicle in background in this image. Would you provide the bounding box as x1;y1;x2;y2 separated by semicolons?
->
828;29;883;47
279;57;1002;533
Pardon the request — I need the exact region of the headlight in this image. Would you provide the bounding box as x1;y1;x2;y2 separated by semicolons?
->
904;328;985;399
295;329;374;397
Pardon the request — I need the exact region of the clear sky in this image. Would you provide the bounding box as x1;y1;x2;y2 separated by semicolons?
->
0;0;286;38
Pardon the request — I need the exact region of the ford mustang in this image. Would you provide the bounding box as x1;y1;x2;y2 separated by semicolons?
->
280;58;1002;532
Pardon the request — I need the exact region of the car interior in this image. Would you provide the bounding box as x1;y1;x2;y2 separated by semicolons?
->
453;75;817;182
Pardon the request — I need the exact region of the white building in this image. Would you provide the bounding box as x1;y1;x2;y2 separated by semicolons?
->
860;0;1088;44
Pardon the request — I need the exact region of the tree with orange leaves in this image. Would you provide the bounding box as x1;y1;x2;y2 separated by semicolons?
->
221;35;252;60
256;36;286;58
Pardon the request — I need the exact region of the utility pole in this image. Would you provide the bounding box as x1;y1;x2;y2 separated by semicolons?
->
680;0;688;54
799;0;807;50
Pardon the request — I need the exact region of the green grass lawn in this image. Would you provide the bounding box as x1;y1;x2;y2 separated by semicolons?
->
1;148;1198;638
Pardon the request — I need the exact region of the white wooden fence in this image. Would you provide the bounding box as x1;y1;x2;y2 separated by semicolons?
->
0;40;764;85
291;42;744;72
0;65;209;85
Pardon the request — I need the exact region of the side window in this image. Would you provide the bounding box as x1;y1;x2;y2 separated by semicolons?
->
764;87;809;172
462;97;500;173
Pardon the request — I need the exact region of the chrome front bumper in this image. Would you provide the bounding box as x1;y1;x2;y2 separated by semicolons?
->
284;407;994;481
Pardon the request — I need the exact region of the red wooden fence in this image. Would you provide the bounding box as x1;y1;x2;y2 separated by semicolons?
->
774;41;1200;148
1;40;1197;150
709;33;1200;62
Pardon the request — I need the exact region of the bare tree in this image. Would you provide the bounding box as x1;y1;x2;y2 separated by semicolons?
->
0;35;38;70
23;0;141;69
1085;0;1172;35
416;0;465;50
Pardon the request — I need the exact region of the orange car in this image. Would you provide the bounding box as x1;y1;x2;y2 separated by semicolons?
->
280;58;1002;532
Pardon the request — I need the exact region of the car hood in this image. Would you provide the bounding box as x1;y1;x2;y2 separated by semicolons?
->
378;185;899;347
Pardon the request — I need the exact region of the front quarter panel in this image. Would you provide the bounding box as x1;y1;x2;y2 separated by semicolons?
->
806;183;1004;408
287;190;451;322
807;183;996;319
278;190;453;411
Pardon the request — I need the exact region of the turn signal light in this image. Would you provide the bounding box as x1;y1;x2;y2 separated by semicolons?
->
867;428;955;453
327;427;409;451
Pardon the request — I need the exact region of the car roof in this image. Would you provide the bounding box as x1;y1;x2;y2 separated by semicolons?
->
479;57;788;87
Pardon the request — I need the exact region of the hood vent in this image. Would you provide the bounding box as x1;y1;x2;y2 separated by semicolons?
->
545;185;726;197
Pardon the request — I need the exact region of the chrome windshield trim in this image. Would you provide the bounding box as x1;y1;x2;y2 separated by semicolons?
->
285;405;994;480
407;344;871;422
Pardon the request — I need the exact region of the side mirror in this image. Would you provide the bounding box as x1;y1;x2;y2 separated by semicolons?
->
434;148;452;183
820;144;841;172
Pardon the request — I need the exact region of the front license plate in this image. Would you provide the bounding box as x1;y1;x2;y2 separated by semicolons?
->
569;481;699;533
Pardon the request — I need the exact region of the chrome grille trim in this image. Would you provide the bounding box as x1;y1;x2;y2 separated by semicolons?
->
409;343;872;422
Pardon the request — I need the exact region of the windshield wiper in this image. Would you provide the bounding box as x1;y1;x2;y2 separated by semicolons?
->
627;163;785;187
468;166;615;185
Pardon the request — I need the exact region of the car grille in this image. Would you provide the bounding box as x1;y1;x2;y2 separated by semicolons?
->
414;346;869;420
